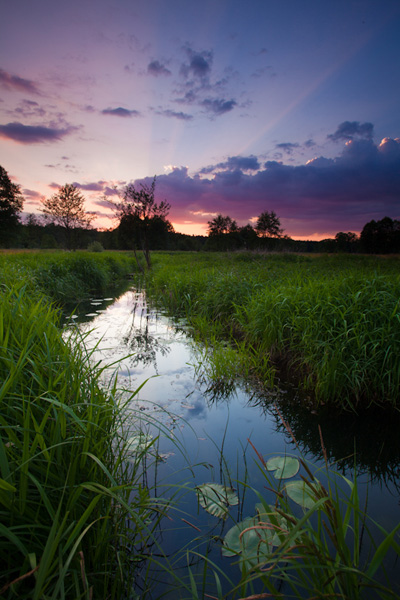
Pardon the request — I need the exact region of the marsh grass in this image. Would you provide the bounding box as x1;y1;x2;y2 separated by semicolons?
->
146;252;400;409
0;260;181;599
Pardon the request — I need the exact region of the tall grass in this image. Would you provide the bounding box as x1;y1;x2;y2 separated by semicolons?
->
0;260;167;598
146;252;400;410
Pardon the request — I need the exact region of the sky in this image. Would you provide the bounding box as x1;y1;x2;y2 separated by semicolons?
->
1;0;400;240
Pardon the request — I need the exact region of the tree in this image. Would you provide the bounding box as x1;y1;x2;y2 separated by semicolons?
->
360;217;400;254
114;177;171;269
0;165;24;246
334;231;359;252
255;211;284;238
207;214;237;236
41;184;94;249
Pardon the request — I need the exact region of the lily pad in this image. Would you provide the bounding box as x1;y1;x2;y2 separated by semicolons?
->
285;479;322;509
255;503;288;547
126;432;153;454
266;456;300;479
196;483;238;519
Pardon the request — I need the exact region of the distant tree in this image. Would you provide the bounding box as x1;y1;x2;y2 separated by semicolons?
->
334;231;359;253
0;165;24;246
255;211;284;238
41;184;94;249
114;176;171;269
360;217;400;254
207;214;237;236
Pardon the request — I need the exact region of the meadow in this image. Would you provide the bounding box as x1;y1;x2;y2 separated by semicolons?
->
1;249;400;599
146;252;400;411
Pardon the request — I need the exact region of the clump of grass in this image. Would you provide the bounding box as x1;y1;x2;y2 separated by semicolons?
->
146;252;400;410
0;270;165;598
0;250;138;304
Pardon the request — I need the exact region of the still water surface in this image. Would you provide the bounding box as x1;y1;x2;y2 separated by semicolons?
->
69;288;400;597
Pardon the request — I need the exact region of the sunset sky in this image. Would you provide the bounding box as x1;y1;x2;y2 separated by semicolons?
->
1;0;400;240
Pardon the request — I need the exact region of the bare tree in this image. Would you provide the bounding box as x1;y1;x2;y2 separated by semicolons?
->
41;184;94;249
114;176;171;269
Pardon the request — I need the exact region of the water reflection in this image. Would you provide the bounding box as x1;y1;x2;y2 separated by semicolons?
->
71;287;400;595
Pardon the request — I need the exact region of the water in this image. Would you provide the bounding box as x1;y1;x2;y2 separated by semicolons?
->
68;288;400;597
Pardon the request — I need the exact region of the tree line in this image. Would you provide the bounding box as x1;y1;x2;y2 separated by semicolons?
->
1;164;399;255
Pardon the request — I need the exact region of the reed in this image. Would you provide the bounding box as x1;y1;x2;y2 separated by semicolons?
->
0;263;168;598
147;252;400;410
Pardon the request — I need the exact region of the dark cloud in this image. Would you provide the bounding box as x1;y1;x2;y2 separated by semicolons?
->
147;60;171;76
275;142;300;155
201;98;237;115
0;121;76;143
138;134;400;238
0;68;40;94
200;155;260;174
180;48;213;79
154;108;193;121
101;107;140;117
328;121;374;142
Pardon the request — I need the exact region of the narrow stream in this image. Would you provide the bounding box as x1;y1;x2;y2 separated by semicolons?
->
68;287;400;597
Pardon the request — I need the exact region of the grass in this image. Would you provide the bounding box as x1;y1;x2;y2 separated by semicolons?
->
0;255;169;598
145;252;400;410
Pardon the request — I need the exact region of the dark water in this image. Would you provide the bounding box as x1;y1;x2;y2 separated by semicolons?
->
68;288;400;598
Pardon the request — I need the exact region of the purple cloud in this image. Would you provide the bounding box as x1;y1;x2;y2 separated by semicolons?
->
133;134;400;238
200;155;260;174
180;48;213;79
0;121;76;143
147;60;171;76
101;107;140;117
0;68;40;94
154;108;193;121
328;121;374;142
201;98;237;115
275;142;300;155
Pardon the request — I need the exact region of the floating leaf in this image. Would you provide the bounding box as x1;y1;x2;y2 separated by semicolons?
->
266;456;300;479
222;504;289;569
196;483;238;519
126;432;153;454
285;480;322;509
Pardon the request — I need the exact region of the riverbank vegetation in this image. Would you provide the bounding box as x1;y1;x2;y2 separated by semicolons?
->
1;249;400;598
0;253;167;598
146;252;400;411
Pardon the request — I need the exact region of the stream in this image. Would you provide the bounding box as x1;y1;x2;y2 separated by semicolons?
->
67;287;400;598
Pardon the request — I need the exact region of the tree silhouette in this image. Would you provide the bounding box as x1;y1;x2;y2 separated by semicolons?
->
255;211;283;237
0;165;24;246
360;217;400;254
207;214;238;236
41;184;93;249
114;177;171;269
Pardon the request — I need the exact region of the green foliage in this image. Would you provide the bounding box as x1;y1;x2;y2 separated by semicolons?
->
196;483;239;519
87;240;104;252
0;251;137;304
0;165;24;245
146;252;400;409
0;270;164;598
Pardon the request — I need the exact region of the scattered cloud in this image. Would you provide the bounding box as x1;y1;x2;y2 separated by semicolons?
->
327;120;374;142
147;60;171;76
22;188;44;200
154;108;193;121
101;107;140;117
200;155;260;174
275;142;300;155
201;98;237;115
180;47;213;80
0;68;40;95
0;121;77;143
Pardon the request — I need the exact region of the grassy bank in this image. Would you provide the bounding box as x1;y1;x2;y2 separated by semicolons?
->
146;252;400;410
0;250;138;304
0;253;163;598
